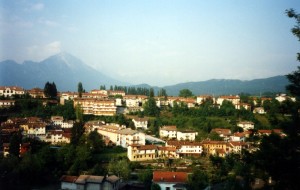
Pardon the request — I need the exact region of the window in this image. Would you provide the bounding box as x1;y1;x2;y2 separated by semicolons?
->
166;187;170;190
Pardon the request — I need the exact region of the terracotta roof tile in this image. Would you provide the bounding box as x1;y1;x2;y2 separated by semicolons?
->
153;171;188;183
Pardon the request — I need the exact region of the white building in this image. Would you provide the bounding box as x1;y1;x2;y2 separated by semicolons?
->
160;126;198;141
176;130;198;141
275;94;296;102
166;140;203;157
51;116;64;126
153;171;188;190
216;95;240;105
237;121;254;131
132;117;148;130
253;107;266;114
196;95;214;105
0;86;25;97
73;98;117;116
96;125;145;148
0;100;15;108
160;126;177;139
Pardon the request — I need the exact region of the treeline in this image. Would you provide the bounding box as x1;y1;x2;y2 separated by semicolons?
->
101;85;167;96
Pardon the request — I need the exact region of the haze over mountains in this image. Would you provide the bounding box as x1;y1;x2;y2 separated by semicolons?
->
0;52;289;96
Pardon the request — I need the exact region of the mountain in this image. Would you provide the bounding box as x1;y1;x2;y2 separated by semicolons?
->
0;52;127;91
0;53;290;95
162;76;289;96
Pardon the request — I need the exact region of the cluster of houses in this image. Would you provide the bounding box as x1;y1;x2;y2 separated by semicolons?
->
0;86;297;116
60;171;189;190
0;116;74;156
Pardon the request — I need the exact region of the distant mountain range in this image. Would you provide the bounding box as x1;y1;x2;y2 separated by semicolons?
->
0;52;127;91
0;53;290;95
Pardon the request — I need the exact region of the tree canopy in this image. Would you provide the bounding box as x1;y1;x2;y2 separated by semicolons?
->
179;89;193;98
43;82;57;99
78;82;84;98
286;9;300;98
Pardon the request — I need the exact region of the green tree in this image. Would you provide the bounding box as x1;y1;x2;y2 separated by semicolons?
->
208;131;223;141
138;169;153;190
144;97;160;117
188;168;209;190
286;9;300;98
87;130;104;153
151;183;161;190
78;82;83;98
157;88;167;97
179;89;193;98
75;104;83;122
71;122;85;146
43;81;57;99
9;132;22;157
108;159;130;180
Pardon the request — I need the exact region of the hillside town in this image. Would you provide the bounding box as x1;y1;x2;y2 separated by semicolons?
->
0;84;297;190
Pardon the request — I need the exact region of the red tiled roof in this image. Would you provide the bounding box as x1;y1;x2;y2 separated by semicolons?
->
153;171;187;183
161;125;177;131
167;140;202;147
137;145;158;150
211;128;231;135
60;175;78;183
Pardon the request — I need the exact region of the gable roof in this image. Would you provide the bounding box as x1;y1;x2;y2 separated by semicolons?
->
153;171;187;183
161;125;177;131
60;175;78;183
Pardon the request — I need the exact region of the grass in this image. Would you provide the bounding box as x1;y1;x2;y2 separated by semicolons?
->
95;146;127;162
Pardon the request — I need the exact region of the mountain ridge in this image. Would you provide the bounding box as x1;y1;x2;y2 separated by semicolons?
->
0;53;289;95
0;52;127;91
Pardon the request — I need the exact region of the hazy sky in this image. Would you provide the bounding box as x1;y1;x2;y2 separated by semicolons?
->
1;0;300;86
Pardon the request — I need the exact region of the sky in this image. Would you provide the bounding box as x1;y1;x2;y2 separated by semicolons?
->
1;0;300;86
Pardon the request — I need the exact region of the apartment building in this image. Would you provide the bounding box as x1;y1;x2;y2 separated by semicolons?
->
73;98;117;116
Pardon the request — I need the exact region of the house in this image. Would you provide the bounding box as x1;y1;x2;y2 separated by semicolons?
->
176;130;198;141
60;175;78;190
196;95;214;105
0;100;15;108
153;171;188;190
228;141;248;153
51;116;74;128
132;117;148;130
211;128;231;139
21;122;46;137
0;86;25;97
230;132;246;142
201;140;229;157
60;92;79;104
123;95;147;108
155;97;169;108
96;125;145;148
108;90;126;97
60;175;120;190
160;126;177;139
27;88;45;98
3;143;30;157
46;129;71;144
181;98;197;108
127;144;159;161
275;93;296;102
90;89;108;95
237;121;254;131
235;103;251;111
216;95;240;106
252;97;272;106
166;140;203;157
51;116;64;126
127;144;178;161
257;129;286;137
253;107;266;114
